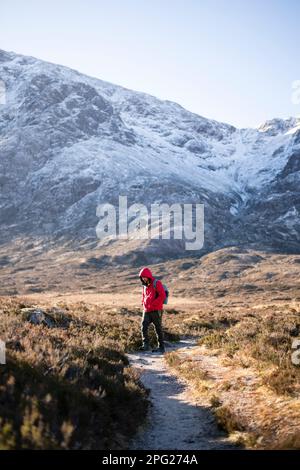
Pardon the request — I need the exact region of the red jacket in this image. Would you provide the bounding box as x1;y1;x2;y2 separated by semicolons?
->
139;267;166;313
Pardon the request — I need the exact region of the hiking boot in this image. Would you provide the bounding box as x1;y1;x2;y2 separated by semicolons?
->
139;343;150;352
152;346;165;354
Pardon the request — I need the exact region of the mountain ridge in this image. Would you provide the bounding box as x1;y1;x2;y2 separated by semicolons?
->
0;49;299;260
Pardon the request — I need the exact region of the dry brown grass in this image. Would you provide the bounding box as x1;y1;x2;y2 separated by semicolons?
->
158;248;300;449
0;297;153;449
1;244;300;449
165;300;300;449
196;303;300;396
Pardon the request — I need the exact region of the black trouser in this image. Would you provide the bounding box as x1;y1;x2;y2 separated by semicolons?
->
141;310;164;348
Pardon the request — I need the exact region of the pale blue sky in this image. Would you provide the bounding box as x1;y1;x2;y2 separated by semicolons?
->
1;0;299;127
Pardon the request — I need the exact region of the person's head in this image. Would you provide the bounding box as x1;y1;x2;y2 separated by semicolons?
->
139;267;153;286
141;276;150;286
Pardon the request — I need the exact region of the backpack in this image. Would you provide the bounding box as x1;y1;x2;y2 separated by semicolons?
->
153;278;169;305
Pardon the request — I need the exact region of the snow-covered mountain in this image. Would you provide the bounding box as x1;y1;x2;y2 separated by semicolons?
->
0;49;299;260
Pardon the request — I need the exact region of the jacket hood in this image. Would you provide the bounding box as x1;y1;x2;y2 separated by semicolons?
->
139;267;154;280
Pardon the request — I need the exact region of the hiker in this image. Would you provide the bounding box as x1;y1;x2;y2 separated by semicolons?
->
139;267;166;353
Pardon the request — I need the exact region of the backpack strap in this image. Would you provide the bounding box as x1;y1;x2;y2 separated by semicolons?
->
153;278;160;299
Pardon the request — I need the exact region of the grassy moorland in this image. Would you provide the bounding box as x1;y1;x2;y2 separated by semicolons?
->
0;298;152;449
162;248;300;449
0;245;300;449
166;300;300;448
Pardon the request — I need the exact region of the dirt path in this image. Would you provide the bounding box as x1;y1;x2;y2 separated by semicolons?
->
127;339;235;450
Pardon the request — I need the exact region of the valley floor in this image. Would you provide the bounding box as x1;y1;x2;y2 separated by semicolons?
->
1;246;300;449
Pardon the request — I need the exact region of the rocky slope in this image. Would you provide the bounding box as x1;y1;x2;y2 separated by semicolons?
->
0;49;299;260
